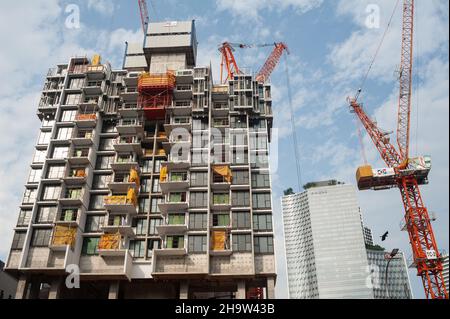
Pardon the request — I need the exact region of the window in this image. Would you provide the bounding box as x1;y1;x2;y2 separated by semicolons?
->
232;150;248;164
232;212;251;229
250;135;268;150
28;169;42;184
152;177;161;193
92;174;112;189
133;218;148;236
190;172;207;186
166;235;184;249
42;117;55;127
99;138;115;151
213;213;230;227
89;194;105;210
147;239;161;255
231;132;247;146
60;110;77;122
65;188;82;199
41;185;61;201
36;206;57;223
31;228;52;247
47;164;65;179
139;197;150;214
69;77;84;89
193;131;208;148
232;234;252;252
61;209;78;222
96;155;114;170
148;218;162;235
150;197;162;213
252;193;271;209
140;177;151;193
38;131;51;145
232;171;249;185
189;213;207;230
154;159;162;173
254;236;274;253
190;192;207;208
11;232;27;250
102;120;116;133
85;215;105;232
231;191;250;207
170;172;188;182
168;192;186;203
33;149;47;163
52;146;69;159
17;209;32;226
251;151;269;168
251;172;270;188
192;118;208;130
129;240;145;258
213;193;230;205
64;93;81;105
168;214;185;225
250;119;266;130
230;116;247;128
253;214;273;231
81;237;100;255
56;127;73;140
23;188;37;204
141;159;153;173
188;235;207;253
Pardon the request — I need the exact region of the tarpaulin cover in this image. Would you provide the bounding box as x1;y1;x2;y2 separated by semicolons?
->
52;225;77;248
98;233;121;250
213;165;232;183
129;168;140;187
126;188;137;207
212;231;227;251
160;166;168;182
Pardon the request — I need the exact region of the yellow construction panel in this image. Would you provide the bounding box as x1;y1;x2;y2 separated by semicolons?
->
160;166;168;182
212;231;227;251
356;165;373;183
52;225;77;247
138;72;176;88
126;188;138;207
91;54;101;66
98;233;121;250
213;165;232;183
104;195;127;205
129;168;140;187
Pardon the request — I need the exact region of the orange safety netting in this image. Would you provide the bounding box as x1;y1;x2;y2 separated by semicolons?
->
128;168;140;187
212;231;228;251
76;114;97;121
138;72;176;92
98;233;121;250
160;166;168;182
52;225;77;248
213;165;233;183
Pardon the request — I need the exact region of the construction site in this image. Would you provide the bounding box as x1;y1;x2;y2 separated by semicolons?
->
2;0;448;300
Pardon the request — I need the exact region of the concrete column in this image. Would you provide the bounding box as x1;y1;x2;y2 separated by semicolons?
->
179;281;189;299
48;278;62;299
108;281;120;299
15;275;29;299
266;277;275;299
236;281;246;299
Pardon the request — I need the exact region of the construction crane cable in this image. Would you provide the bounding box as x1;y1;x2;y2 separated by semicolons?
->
284;54;303;191
355;0;401;100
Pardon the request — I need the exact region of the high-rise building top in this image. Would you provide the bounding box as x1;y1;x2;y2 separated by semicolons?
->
5;20;276;299
282;182;374;299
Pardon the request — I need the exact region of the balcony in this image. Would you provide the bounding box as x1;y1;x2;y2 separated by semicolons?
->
210;230;232;256
116;118;144;135
174;85;192;99
211;165;232;190
86;64;107;80
71;130;94;146
59;188;85;206
123;71;142;86
212;102;229;117
158;194;188;214
68;148;91;165
104;188;138;215
49;225;77;251
162;136;191;154
55;209;79;227
120;87;139;102
156;216;188;236
83;80;105;95
97;233;127;257
167;100;192;116
74;112;97;128
153;236;187;256
113;136;142;154
163;155;191;170
101;215;134;236
118;103;141;117
164;119;191;137
175;69;194;84
79;97;101;109
108;168;140;193
160;172;189;192
110;155;139;171
211;195;231;211
63;167;87;185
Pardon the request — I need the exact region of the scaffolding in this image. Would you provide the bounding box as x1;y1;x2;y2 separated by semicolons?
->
138;72;176;120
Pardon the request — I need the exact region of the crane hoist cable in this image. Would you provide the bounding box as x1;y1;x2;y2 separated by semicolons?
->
355;0;401;101
284;53;303;191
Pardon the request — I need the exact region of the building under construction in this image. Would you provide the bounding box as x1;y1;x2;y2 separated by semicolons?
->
5;20;277;299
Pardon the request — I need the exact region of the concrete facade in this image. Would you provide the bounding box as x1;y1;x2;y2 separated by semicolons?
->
5;20;276;299
0;261;17;299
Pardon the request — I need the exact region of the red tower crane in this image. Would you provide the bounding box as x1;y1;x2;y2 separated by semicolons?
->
218;42;289;84
138;0;149;34
348;0;448;299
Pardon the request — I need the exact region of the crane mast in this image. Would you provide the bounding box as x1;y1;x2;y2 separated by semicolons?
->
349;0;448;299
138;0;149;34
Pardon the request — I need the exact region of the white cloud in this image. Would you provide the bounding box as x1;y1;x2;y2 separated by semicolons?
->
216;0;323;20
87;0;115;16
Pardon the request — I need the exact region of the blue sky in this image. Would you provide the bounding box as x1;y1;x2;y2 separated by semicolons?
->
0;0;448;299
